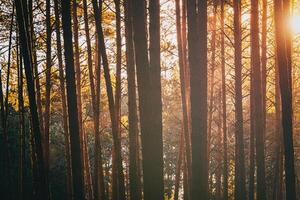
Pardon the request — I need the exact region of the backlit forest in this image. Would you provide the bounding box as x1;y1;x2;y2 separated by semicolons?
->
0;0;300;199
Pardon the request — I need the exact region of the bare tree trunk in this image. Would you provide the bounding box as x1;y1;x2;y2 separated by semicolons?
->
28;0;44;138
251;0;267;199
44;0;52;181
112;0;122;198
274;1;297;199
61;0;85;198
207;4;217;194
233;0;246;199
175;0;191;198
187;0;208;199
15;0;50;199
148;0;165;198
174;129;184;200
261;0;267;143
124;0;142;199
273;58;283;200
132;0;164;199
71;1;88;193
220;1;228;199
54;0;73;198
0;5;14;199
82;0;105;199
92;0;126;199
216;90;222;200
17;33;26;200
249;68;255;200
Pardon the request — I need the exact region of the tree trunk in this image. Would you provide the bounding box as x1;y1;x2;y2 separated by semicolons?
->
124;0;142;199
233;0;247;199
273;58;283;200
220;1;228;199
187;0;208;199
61;0;85;199
17;33;26;200
251;0;267;199
92;0;126;199
44;0;52;181
261;0;267;144
174;129;184;200
132;0;164;199
15;0;50;199
54;0;73;198
175;0;191;198
112;0;122;198
0;5;14;199
148;1;165;198
249;68;255;200
71;1;88;193
216;90;222;200
274;0;297;199
207;4;217;194
28;0;44;139
82;0;105;199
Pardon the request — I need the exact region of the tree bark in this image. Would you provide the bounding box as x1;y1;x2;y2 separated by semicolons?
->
0;5;14;199
82;0;105;199
54;0;73;198
132;0;165;199
233;0;247;199
187;0;208;199
61;0;85;199
207;4;217;193
251;0;267;199
15;0;50;199
92;0;126;199
44;0;52;181
175;0;191;198
174;129;184;200
274;0;297;199
220;1;228;199
124;0;142;199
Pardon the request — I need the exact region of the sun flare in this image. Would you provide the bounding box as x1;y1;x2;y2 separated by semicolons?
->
290;14;300;34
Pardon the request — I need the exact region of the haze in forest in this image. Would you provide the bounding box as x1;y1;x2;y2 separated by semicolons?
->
0;0;300;200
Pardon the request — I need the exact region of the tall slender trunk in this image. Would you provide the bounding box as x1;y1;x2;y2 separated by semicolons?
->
71;1;88;193
274;0;297;199
249;67;255;200
124;0;142;199
261;0;267;143
44;0;52;180
148;1;165;198
148;4;164;197
28;0;44;136
251;0;267;199
82;0;104;199
132;0;164;199
92;1;126;199
112;0;122;198
175;0;191;198
0;5;14;199
54;0;73;198
174;129;184;200
61;0;85;199
273;58;283;200
220;1;228;199
216;90;222;200
17;34;26;200
15;0;50;199
233;0;246;199
187;0;208;199
207;4;217;193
